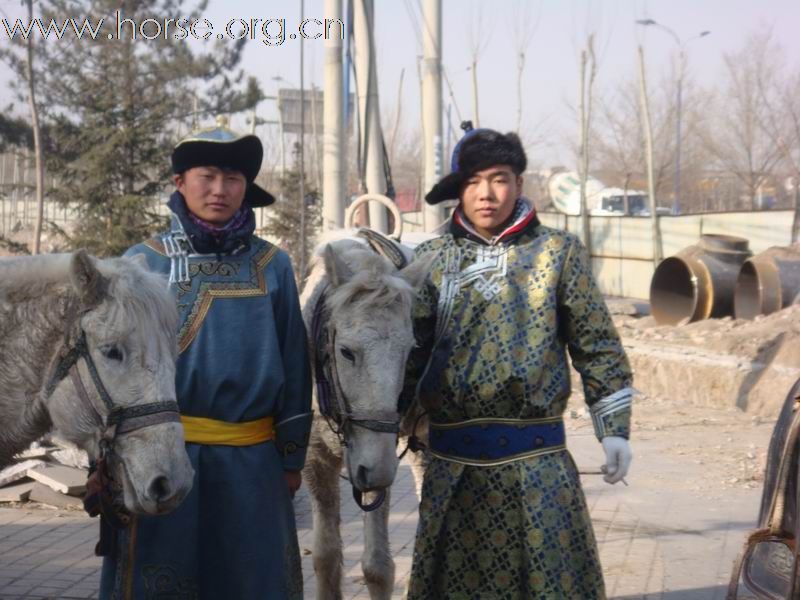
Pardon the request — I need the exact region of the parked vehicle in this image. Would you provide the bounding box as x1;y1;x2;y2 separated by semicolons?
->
547;171;661;216
727;378;800;599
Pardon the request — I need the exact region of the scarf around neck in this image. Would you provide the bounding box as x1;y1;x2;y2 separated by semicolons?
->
167;191;256;255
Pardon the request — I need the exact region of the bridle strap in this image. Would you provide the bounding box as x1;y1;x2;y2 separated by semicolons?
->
356;228;408;269
352;487;386;512
311;232;413;512
115;404;181;434
50;330;181;444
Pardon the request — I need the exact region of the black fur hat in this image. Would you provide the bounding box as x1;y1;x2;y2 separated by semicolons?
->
171;118;276;207
425;123;527;205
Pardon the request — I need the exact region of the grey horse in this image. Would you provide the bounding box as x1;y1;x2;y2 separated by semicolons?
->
0;250;193;515
301;234;429;600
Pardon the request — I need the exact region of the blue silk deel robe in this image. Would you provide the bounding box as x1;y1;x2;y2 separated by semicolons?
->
100;221;312;600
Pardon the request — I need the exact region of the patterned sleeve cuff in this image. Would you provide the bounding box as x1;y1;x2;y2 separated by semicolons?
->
590;387;635;441
275;412;313;471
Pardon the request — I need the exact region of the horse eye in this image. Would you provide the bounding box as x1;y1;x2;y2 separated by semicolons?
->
102;346;124;362
339;347;356;363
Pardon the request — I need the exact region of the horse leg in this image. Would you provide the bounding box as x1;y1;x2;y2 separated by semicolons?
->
406;449;428;501
362;487;395;600
306;434;345;600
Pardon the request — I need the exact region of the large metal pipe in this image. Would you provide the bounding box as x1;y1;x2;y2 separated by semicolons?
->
650;234;752;325
734;244;800;319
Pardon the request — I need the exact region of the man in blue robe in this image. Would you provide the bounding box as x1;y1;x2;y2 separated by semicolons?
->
100;118;312;599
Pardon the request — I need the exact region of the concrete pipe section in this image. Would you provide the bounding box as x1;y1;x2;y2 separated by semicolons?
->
650;234;752;326
734;244;800;319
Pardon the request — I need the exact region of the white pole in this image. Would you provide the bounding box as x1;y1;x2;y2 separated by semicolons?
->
299;0;307;276
421;0;444;231
323;0;345;231
354;0;388;232
278;98;286;201
638;45;663;266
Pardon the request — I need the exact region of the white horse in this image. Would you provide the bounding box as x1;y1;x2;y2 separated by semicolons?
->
0;250;193;515
301;231;430;600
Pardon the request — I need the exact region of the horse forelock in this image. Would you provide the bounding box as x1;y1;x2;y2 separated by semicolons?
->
93;258;178;352
324;248;415;320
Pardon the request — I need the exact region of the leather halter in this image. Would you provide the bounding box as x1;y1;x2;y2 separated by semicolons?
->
310;230;409;511
45;329;181;461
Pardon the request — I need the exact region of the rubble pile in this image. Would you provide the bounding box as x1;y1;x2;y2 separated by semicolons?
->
614;303;800;416
0;439;89;510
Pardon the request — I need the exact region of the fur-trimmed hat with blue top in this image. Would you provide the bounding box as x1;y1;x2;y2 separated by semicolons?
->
171;116;276;207
425;121;528;205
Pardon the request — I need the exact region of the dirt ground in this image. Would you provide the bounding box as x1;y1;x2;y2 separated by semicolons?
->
610;302;800;416
568;388;773;499
565;301;800;499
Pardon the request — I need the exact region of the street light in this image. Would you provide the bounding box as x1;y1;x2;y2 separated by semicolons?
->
636;19;710;215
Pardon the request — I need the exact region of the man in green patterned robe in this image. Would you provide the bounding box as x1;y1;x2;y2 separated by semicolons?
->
402;124;634;599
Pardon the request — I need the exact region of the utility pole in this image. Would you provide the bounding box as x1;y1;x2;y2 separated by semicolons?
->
299;0;307;276
637;20;710;215
323;0;345;231
353;0;388;233
421;0;444;231
578;34;596;254
638;45;663;266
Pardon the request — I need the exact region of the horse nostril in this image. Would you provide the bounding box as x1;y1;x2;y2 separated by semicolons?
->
148;475;172;502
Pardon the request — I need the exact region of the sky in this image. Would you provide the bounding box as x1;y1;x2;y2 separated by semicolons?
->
1;0;799;168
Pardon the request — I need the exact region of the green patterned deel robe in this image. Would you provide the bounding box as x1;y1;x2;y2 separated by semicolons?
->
402;202;633;600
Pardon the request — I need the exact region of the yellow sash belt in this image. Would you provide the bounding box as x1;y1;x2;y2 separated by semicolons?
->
180;415;275;446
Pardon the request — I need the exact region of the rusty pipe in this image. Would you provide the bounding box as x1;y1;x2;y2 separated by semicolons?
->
650;234;752;326
734;244;800;319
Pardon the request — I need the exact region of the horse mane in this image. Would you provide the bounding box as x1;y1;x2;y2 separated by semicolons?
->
102;257;179;342
0;253;177;338
0;254;74;298
310;237;415;317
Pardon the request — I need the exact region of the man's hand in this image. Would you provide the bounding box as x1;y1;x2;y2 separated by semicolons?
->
284;470;302;498
601;436;632;484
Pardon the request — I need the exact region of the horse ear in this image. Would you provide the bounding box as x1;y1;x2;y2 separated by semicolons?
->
400;252;434;290
323;244;353;287
69;249;108;307
127;253;149;270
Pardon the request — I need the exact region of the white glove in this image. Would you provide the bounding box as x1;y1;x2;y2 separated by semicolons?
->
601;436;632;484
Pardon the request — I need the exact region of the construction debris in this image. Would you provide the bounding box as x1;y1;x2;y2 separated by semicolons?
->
28;483;83;510
612;303;800;415
0;459;47;488
0;439;89;510
0;481;35;503
27;465;87;496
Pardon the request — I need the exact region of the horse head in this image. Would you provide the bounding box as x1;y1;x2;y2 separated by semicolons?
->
318;240;429;494
46;250;193;515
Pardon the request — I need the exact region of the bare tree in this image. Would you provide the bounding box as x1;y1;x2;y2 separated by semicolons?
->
466;1;493;127
0;0;46;254
702;31;784;210
510;0;539;133
592;73;710;212
757;63;800;240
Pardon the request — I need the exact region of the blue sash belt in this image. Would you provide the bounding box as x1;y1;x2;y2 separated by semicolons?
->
429;417;566;467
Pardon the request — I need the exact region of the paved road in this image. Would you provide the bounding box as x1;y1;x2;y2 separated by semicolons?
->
0;417;771;599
